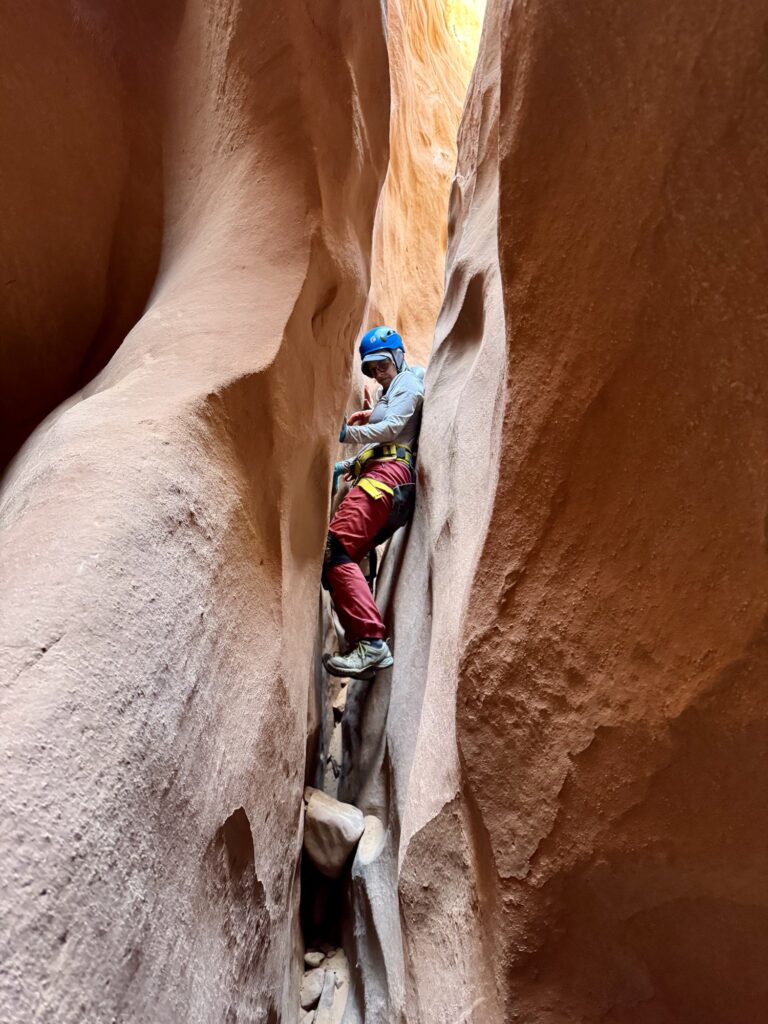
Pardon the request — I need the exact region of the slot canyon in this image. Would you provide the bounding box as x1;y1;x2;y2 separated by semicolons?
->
1;1;767;1023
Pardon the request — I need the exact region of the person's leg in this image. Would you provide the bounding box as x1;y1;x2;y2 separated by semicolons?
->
323;484;392;644
325;561;386;643
322;462;414;677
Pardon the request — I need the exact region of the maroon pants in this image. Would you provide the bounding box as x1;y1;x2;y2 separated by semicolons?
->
325;459;412;643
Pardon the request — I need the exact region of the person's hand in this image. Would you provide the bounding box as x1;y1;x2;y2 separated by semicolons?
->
332;462;356;494
347;409;372;426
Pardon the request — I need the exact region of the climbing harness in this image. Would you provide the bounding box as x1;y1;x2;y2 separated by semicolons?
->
352;443;414;483
326;391;420;601
324;448;417;595
355;476;394;501
350;442;416;556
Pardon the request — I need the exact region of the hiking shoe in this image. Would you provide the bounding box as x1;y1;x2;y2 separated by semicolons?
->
323;639;394;679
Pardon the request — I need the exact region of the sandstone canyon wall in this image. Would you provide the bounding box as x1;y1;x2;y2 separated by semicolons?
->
366;0;484;366
3;0;767;1022
381;0;768;1021
0;2;388;1021
0;2;175;472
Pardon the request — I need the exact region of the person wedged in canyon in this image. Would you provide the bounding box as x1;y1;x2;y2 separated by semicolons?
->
322;326;424;679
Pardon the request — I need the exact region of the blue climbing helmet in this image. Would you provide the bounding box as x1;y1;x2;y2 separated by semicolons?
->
359;325;405;376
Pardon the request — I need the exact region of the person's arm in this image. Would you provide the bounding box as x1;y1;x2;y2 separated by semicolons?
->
343;384;422;445
335;455;356;472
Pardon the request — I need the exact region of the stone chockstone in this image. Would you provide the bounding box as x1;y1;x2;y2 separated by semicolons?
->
304;949;326;969
300;967;326;1010
302;787;365;878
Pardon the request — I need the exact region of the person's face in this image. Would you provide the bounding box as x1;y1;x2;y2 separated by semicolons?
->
368;356;397;390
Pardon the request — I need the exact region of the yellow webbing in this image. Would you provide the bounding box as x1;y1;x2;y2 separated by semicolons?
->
356;477;395;501
353;443;413;481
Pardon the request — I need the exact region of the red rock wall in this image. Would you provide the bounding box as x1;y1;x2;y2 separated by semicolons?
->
0;3;388;1021
445;0;768;1020
0;0;179;471
4;0;766;1020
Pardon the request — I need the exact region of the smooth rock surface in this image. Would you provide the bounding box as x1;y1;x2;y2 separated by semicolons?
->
454;2;768;1020
0;2;389;1021
313;970;338;1023
0;1;174;471
342;0;768;1022
356;814;387;866
5;1;765;1022
300;968;326;1011
303;787;365;879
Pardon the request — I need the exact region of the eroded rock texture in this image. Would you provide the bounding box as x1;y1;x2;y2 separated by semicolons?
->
366;0;484;365
371;0;768;1022
0;2;388;1021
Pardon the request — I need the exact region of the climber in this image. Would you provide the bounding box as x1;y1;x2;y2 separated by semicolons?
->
321;326;424;679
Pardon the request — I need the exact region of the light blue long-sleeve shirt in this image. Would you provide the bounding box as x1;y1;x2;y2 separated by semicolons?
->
340;366;424;471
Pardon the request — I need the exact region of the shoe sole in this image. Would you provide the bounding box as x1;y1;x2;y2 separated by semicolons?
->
322;653;394;679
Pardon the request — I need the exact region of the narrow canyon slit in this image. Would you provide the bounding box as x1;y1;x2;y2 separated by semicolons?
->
293;2;485;1020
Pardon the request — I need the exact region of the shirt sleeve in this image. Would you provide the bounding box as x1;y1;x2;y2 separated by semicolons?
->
343;384;423;446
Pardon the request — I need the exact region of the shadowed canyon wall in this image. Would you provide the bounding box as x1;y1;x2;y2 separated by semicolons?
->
0;2;388;1021
383;0;768;1021
0;2;180;472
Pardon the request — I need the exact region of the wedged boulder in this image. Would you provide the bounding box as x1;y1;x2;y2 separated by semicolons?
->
355;814;386;866
300;968;325;1011
304;949;326;969
303;787;365;878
